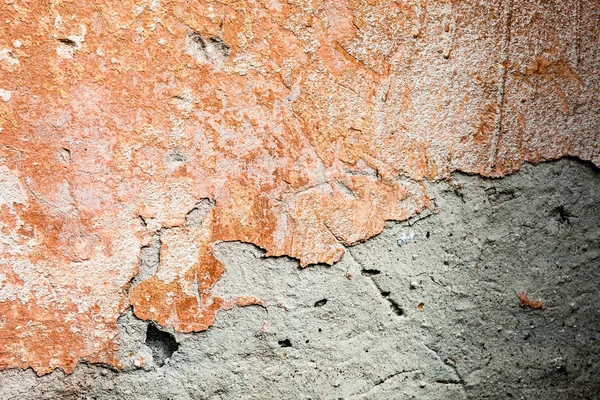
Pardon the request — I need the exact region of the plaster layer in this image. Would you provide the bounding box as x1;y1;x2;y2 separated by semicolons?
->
0;0;599;373
1;159;598;399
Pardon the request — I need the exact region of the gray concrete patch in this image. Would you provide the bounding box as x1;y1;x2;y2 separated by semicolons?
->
1;159;598;399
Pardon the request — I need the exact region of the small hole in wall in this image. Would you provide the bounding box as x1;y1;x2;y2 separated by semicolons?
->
314;299;328;307
208;36;231;57
361;269;381;276
426;231;430;238
388;299;405;317
278;339;292;348
551;205;573;224
145;325;179;367
58;37;77;47
59;148;71;164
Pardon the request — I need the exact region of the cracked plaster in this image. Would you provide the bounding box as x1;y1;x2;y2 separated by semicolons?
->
0;0;598;376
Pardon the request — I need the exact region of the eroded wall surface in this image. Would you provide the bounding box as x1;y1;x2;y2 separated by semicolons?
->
0;0;598;382
1;159;599;399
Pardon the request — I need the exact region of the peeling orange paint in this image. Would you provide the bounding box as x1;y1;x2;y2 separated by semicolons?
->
0;0;598;374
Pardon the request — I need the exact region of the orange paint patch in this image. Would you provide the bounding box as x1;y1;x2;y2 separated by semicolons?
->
0;0;595;374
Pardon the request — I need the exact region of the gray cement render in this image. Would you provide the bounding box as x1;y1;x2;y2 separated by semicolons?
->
1;159;599;399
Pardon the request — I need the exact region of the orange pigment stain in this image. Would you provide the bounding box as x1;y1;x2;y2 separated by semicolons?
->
0;0;594;374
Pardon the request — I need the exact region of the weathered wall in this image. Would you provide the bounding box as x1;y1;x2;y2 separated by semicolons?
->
0;0;599;396
1;159;599;399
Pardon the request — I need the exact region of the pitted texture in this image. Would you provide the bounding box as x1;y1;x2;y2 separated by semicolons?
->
0;0;598;373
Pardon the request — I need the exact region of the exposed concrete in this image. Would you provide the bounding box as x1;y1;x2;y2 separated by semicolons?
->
2;1;600;372
1;159;598;399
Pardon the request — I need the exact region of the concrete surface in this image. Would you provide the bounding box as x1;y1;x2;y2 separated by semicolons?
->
1;158;598;399
3;0;600;373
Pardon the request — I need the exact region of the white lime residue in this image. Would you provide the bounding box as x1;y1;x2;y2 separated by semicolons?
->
397;231;415;247
0;89;12;102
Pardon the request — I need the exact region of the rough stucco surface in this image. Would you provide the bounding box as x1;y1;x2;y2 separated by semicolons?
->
0;159;599;399
0;0;599;381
